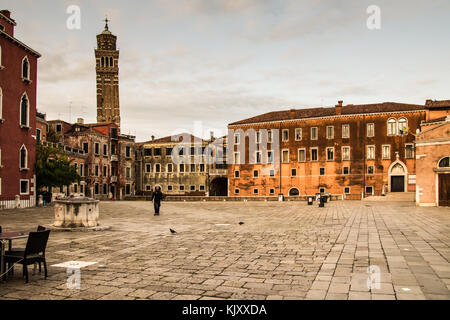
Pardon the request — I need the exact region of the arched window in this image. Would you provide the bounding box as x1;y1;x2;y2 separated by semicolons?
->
289;188;300;197
0;87;3;119
387;118;397;135
398;118;408;135
19;145;28;169
20;93;29;127
101;57;104;67
22;56;30;79
110;57;113;67
439;157;450;168
105;57;109;67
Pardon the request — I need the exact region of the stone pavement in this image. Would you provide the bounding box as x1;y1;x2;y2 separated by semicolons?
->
0;200;449;300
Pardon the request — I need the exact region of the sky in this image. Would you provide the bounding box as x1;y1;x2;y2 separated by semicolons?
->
2;0;450;142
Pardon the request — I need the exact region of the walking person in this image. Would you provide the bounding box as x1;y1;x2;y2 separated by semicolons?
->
152;186;163;216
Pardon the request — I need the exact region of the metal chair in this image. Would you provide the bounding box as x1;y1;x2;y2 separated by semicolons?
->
3;230;51;283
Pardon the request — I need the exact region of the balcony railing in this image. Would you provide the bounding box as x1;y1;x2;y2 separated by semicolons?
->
209;169;228;176
111;155;119;162
111;176;118;183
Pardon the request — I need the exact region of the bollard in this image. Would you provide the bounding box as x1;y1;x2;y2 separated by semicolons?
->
15;195;21;208
38;195;44;207
308;197;314;206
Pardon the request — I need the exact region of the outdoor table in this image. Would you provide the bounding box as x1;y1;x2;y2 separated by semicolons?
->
0;232;29;281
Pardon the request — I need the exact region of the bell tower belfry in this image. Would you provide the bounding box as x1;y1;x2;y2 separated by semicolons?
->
95;18;121;128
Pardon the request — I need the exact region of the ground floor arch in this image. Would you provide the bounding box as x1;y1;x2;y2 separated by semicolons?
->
289;188;300;197
389;160;408;193
210;177;228;196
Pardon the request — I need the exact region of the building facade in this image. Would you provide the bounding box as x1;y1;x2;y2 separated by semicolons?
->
227;101;426;199
416;100;450;207
0;10;41;208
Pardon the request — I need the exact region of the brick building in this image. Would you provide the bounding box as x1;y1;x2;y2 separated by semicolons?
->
0;10;41;208
416;100;450;207
227;101;427;199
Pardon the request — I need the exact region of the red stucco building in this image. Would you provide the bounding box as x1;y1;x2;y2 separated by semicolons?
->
0;10;41;208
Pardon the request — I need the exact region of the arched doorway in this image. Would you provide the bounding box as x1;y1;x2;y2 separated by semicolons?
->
389;161;407;193
210;177;228;196
289;188;300;197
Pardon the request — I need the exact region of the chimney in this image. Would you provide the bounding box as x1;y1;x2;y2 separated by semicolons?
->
0;10;11;18
210;131;215;141
335;100;343;115
151;135;155;141
77;118;84;125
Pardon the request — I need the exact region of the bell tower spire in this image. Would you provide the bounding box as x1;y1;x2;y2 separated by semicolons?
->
95;18;121;128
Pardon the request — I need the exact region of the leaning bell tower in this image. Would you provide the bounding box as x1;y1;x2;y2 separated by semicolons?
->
95;18;121;128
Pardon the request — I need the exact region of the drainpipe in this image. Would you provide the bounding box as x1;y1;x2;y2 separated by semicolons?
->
279;122;282;196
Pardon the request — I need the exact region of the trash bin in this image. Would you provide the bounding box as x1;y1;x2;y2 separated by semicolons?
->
323;195;328;203
278;194;285;202
307;197;314;206
319;196;326;208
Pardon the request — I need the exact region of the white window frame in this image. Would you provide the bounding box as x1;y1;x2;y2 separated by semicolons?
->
167;163;173;173
20;179;29;195
405;143;415;159
367;166;375;175
365;186;374;196
267;150;274;164
125;184;131;195
282;149;289;163
342;146;350;161
234;188;240;195
234;152;240;165
326;147;335;161
343;166;350;175
311;127;318;140
291;168;297;177
382;144;391;160
398;118;408;135
19;93;30;127
342;124;350;139
268;130;273;143
145;164;151;173
298;148;306;162
155;163;161;173
234;133;240;145
282;129;289;142
253;188;259;195
310;147;318;162
255;151;262;164
179;185;185;192
19;145;28;170
387;118;397;136
295;128;302;141
255;131;261;144
199;185;205;191
344;187;351;195
22;56;30;80
253;169;259;178
367;123;375;137
326;126;334;139
190;185;196;192
234;170;240;178
367;145;375;160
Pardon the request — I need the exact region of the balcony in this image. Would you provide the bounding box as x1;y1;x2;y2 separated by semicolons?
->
111;155;119;162
111;176;118;183
209;169;228;176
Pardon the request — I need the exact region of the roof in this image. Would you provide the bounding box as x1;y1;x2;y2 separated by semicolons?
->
421;116;449;125
139;133;206;145
0;11;16;26
0;29;41;58
425;100;450;109
229;102;425;126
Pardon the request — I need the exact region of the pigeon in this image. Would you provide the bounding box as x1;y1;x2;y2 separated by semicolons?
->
239;222;245;225
170;229;177;234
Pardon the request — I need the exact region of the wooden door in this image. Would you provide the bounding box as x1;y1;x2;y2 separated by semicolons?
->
439;174;450;207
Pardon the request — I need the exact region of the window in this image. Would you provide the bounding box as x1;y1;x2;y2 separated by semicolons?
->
268;130;273;143
405;144;414;159
382;145;391;160
398;118;408;135
253;188;259;195
36;128;41;142
367;123;375;137
94;183;99;195
125;184;131;195
234;133;240;145
103;166;107;177
291;169;297;177
269;170;275;177
387;118;397;135
234;152;240;165
168;163;173;173
311;148;318;162
342;124;350;139
103;184;107;195
320;188;325;194
83;142;89;154
74;184;78;193
235;189;240;195
19;145;27;169
168;186;173;191
295;128;302;141
166;147;173;156
326;126;334;139
344;187;350;195
155;164;161;173
179;164;185;173
267;151;274;164
145;185;152;192
235;170;240;178
199;185;205;191
145;164;151;173
256;131;261;144
103;144;108;156
190;185;196;191
368;166;375;175
343;167;350;175
326;147;334;161
154;148;161;156
125;167;131;178
22;57;30;80
320;168;325;176
270;189;275;195
144;148;152;156
439;157;450;168
365;187;373;195
94;143;100;155
367;146;375;160
282;150;289;163
298;149;306;162
80;164;84;177
126;146;131;158
180;185;185;191
80;184;84;194
0;87;2;120
282;129;289;142
20;180;29;195
95;165;99;177
311;127;318;140
255;151;262;164
56;124;62;133
20;94;29;127
342;146;350;161
253;170;259;178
